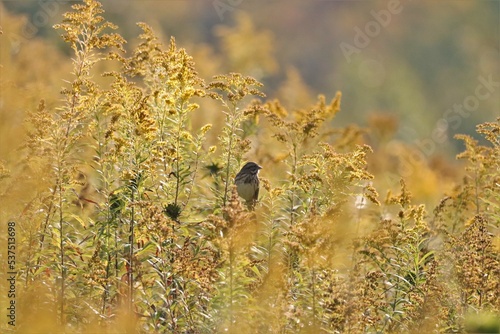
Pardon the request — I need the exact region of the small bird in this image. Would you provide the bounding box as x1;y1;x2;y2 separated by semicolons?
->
234;162;262;209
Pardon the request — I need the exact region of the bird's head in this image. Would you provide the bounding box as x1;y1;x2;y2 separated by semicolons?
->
242;162;262;174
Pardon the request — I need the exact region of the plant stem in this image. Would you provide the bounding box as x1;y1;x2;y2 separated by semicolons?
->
129;187;135;313
290;142;298;226
222;104;237;207
174;103;183;207
229;240;234;327
58;178;65;325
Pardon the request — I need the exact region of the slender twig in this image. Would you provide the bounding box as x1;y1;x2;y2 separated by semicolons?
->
222;103;237;207
128;187;135;313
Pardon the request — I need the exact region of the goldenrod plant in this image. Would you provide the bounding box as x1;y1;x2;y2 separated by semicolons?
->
207;72;265;209
0;1;498;333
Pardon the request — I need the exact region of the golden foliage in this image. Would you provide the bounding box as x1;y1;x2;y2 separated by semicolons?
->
0;2;498;333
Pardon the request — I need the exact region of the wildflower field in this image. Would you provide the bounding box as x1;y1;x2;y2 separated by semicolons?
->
0;1;499;333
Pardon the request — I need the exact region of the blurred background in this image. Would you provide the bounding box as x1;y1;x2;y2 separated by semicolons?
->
1;0;499;169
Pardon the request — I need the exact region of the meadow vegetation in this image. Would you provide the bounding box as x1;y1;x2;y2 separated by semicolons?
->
0;1;499;333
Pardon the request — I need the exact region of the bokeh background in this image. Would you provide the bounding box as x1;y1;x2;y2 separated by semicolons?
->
0;2;499;332
1;0;499;174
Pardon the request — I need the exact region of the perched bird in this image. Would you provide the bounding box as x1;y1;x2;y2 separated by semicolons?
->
234;162;262;209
